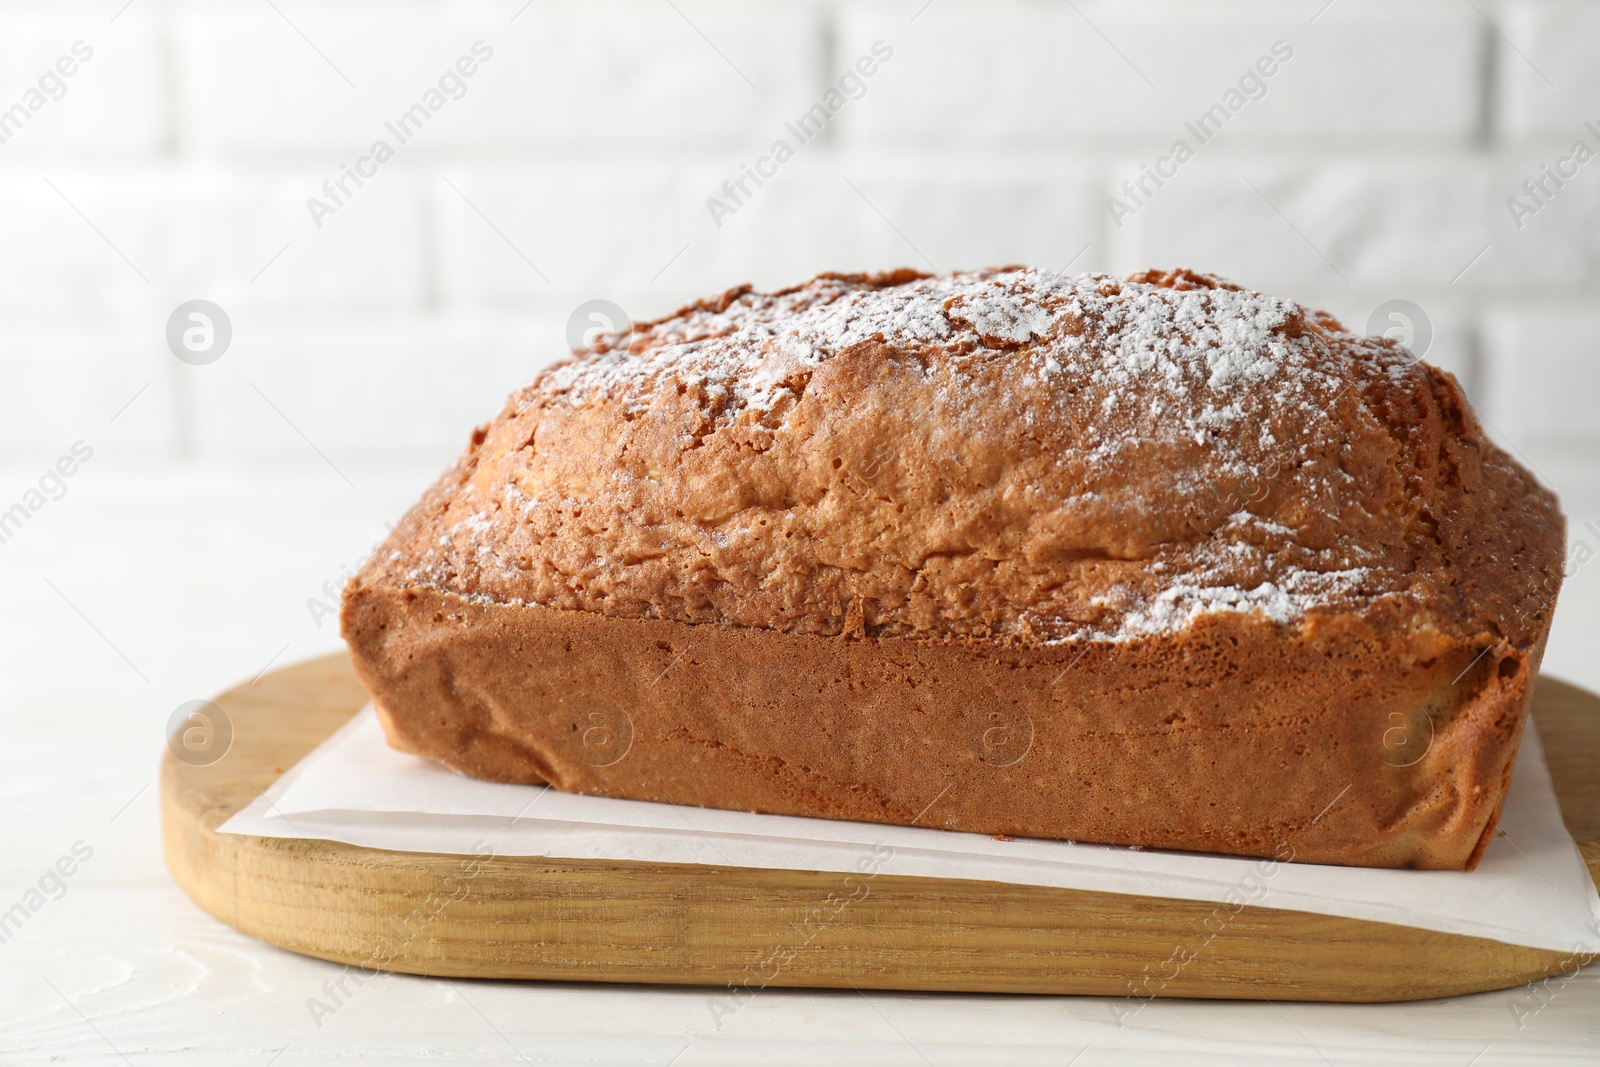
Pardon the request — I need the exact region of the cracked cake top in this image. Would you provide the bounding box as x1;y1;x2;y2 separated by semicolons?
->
361;267;1563;648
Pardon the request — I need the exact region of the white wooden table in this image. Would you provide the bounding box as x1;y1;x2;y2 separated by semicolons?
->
2;465;1596;1065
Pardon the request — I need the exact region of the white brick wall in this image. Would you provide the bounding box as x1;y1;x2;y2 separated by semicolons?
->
838;1;1482;147
185;311;558;463
1497;1;1600;141
0;18;165;156
1484;307;1600;445
0;0;1595;508
0;168;427;310
432;157;1101;313
0;316;177;457
181;4;825;156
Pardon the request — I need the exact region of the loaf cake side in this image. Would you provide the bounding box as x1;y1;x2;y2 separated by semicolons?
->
341;267;1565;870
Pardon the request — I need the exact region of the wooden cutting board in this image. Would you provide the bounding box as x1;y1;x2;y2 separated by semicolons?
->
161;653;1599;1001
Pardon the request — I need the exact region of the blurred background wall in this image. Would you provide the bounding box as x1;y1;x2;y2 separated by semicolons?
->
0;0;1594;509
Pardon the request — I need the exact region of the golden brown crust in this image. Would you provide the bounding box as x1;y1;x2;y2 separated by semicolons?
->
343;268;1565;870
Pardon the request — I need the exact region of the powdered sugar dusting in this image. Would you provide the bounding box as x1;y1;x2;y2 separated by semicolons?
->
538;269;1334;429
416;268;1439;644
947;288;1055;344
1107;566;1374;642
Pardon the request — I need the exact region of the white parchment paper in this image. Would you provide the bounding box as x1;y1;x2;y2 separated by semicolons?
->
221;706;1600;953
